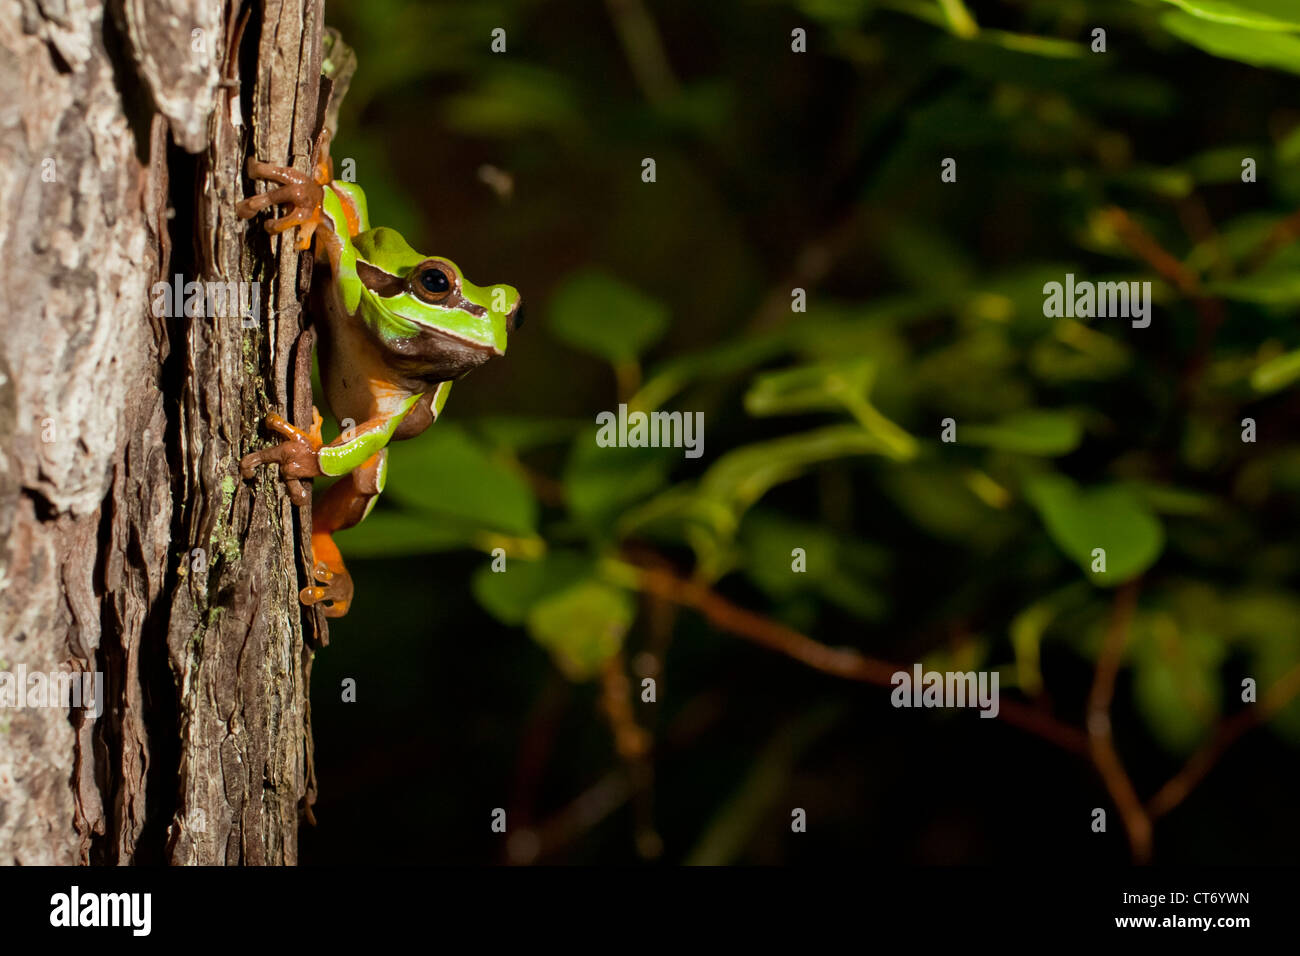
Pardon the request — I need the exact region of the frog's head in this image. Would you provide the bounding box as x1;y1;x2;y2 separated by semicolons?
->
351;227;523;382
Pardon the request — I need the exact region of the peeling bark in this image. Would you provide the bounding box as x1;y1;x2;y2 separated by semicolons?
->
0;0;325;865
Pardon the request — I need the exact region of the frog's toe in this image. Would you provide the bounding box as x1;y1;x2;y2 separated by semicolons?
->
285;478;311;507
299;585;328;605
299;560;353;616
245;158;308;185
300;575;353;617
239;447;273;478
234;194;271;219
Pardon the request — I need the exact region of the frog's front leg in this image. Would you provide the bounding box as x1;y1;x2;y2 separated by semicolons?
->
238;409;324;506
235;159;327;251
235;130;335;250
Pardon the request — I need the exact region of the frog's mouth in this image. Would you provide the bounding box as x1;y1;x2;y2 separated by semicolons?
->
355;259;504;376
369;316;501;382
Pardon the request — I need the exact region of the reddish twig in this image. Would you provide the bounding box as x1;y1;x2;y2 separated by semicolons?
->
631;563;1089;755
1148;660;1300;820
1245;206;1300;271
1102;207;1200;296
1101;206;1225;402
626;558;1295;861
1085;581;1151;863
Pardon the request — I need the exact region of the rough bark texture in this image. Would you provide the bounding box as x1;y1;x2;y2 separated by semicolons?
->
0;0;324;865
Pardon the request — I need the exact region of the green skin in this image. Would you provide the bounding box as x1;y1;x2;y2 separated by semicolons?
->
316;181;519;477
237;152;522;617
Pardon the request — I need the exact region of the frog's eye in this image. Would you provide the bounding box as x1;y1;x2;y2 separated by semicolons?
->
412;264;452;302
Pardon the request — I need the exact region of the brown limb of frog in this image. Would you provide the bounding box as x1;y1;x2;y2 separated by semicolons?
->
235;129;334;250
239;408;325;507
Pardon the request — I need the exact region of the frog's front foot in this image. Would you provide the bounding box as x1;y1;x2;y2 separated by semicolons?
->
240;411;324;506
236;158;326;250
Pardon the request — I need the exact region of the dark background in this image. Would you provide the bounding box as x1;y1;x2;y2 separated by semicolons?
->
299;0;1300;864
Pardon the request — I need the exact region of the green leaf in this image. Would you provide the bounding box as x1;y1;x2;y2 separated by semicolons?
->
881;463;1009;546
744;360;875;417
1160;11;1300;74
526;579;635;681
1158;0;1300;31
618;426;911;576
1251;349;1300;393
978;30;1088;59
960;410;1083;456
1128;481;1222;516
384;425;538;537
633;329;795;412
472;550;593;625
470;416;583;452
1186;145;1266;183
548;270;669;362
442;66;586;136
879;219;975;294
700;425;908;515
1207;271;1300;305
1131;614;1224;754
745;362;918;459
564;432;679;533
1215;591;1300;744
1010;601;1055;696
336;507;476;557
740;511;889;620
1025;476;1165;585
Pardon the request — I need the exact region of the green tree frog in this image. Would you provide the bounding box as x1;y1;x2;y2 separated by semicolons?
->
236;134;523;617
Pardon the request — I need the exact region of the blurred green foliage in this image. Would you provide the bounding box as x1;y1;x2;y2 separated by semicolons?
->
310;0;1300;862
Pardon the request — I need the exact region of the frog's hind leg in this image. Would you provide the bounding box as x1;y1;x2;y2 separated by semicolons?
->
300;449;387;618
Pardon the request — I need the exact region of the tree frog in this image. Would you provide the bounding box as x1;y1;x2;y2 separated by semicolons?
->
235;133;523;618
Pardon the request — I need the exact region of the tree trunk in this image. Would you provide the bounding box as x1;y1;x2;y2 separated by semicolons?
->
0;0;325;865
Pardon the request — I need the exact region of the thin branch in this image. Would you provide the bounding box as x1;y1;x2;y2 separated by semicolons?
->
747;208;865;333
1245;206;1300;271
603;0;681;106
622;558;1293;859
1102;207;1201;296
1085;581;1152;864
510;689;726;863
599;652;652;759
629;562;1089;755
1148;660;1300;820
1101;205;1225;402
506;769;634;865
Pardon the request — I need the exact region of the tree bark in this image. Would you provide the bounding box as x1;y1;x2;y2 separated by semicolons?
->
0;0;325;865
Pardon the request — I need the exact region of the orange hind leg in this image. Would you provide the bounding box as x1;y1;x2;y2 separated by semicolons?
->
301;450;386;618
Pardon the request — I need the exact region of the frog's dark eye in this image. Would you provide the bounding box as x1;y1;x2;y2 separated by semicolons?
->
512;302;525;330
413;265;452;302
